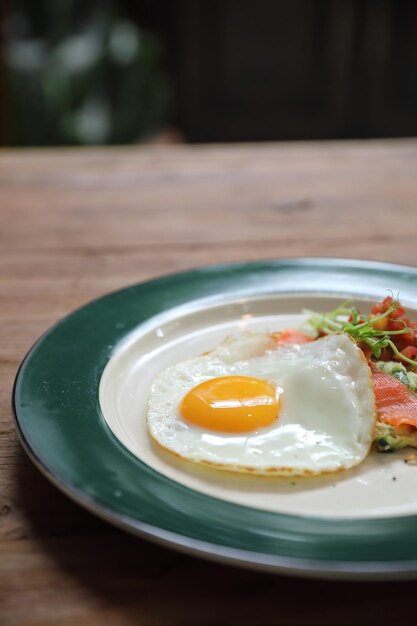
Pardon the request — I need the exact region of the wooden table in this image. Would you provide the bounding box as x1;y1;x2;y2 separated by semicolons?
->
1;140;417;625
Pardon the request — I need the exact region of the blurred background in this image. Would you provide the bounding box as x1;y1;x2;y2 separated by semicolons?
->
1;0;417;147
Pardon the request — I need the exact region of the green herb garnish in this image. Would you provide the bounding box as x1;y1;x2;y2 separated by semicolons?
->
304;300;417;369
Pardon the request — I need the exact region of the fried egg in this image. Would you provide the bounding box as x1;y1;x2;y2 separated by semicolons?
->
147;332;376;476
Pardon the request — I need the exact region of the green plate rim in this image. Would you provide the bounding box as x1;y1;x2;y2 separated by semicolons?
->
12;257;417;579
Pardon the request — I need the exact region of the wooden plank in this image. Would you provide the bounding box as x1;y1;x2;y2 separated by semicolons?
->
1;140;417;624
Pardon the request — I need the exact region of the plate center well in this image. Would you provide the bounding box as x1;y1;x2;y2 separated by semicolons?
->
99;293;417;520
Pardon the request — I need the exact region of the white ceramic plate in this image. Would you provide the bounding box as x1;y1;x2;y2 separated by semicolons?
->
13;258;417;579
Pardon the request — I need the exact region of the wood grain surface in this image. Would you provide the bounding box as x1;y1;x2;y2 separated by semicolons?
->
1;140;417;625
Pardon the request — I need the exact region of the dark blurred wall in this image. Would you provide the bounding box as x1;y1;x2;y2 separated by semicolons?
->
169;0;417;141
1;0;417;145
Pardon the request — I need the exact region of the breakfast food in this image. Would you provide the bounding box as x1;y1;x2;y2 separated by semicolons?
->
304;295;417;452
147;294;417;476
147;332;376;476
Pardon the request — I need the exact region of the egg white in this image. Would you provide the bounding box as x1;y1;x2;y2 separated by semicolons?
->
147;332;377;476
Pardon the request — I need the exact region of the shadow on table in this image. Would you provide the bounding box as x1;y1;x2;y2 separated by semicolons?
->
14;444;416;626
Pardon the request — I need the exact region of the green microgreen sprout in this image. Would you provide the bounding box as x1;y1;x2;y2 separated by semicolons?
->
304;300;417;369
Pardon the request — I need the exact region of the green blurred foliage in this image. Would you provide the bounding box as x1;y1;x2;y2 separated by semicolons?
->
3;1;171;145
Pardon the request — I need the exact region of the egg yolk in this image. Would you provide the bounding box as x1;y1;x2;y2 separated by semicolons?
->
179;376;280;433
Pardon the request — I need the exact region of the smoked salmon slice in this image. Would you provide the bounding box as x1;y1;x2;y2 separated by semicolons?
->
275;329;313;346
371;364;417;429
